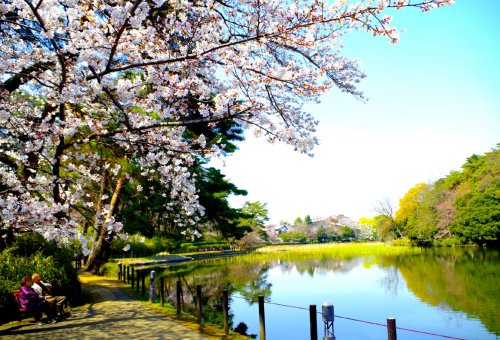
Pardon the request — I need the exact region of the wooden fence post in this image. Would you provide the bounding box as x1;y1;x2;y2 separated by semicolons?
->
259;295;266;340
131;267;135;288
223;290;229;335
141;271;146;296
196;284;202;324
176;280;182;316
160;277;165;307
387;318;397;340
136;270;140;292
127;266;130;283
310;304;318;340
118;263;122;281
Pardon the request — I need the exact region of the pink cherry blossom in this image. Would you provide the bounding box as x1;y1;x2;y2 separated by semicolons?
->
0;0;453;256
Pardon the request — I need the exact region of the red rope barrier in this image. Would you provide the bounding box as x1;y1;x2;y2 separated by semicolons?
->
333;315;465;340
232;295;466;340
334;314;387;327
394;326;466;340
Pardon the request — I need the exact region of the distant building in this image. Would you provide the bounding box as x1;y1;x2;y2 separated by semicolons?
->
311;214;356;229
274;224;293;234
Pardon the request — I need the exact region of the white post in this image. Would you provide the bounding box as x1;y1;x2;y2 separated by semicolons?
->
322;302;335;340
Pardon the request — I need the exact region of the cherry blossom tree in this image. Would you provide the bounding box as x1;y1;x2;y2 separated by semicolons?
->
0;0;453;267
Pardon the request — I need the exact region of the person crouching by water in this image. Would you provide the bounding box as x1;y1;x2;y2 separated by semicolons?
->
32;273;69;319
19;276;54;326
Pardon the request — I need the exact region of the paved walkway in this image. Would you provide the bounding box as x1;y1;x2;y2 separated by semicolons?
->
1;273;235;339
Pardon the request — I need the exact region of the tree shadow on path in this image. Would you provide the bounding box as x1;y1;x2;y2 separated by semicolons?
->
1;272;239;339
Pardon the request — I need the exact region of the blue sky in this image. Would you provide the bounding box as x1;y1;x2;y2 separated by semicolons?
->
211;0;500;225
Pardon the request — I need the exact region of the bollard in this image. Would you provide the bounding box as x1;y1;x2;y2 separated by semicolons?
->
149;270;156;303
223;290;229;335
387;318;397;340
127;266;130;283
176;280;182;316
258;296;266;340
322;303;335;340
118;263;122;281
310;305;318;340
196;284;202;324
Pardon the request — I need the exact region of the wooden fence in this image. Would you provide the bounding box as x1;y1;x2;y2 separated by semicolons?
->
117;265;405;340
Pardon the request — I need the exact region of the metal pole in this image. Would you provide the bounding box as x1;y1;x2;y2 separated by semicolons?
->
310;304;318;340
223;290;229;335
259;296;266;340
387;318;397;340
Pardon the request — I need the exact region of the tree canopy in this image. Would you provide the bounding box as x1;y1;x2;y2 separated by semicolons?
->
0;0;454;258
393;145;499;245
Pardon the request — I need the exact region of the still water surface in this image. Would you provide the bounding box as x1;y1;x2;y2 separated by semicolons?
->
155;247;499;340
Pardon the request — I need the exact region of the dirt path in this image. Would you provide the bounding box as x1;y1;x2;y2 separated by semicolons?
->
1;272;238;339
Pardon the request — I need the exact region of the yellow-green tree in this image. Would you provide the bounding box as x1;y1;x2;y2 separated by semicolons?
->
395;183;429;226
392;145;499;245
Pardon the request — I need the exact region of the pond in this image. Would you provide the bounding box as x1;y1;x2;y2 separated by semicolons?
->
152;246;499;340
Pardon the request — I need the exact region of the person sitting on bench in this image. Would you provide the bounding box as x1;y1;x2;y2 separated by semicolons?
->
32;273;69;318
19;276;53;325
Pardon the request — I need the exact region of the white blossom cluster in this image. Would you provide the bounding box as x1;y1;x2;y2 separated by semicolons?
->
0;0;453;251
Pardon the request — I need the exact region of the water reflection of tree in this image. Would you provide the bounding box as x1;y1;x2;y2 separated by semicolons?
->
379;266;400;297
378;249;500;336
234;262;272;303
284;257;360;276
154;256;361;329
156;259;273;328
152;249;499;336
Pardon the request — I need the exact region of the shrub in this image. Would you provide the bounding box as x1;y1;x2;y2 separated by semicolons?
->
178;241;231;253
432;237;463;247
0;233;80;324
110;234;176;258
390;237;414;246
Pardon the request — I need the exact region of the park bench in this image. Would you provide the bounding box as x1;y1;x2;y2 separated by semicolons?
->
11;290;30;321
11;290;70;321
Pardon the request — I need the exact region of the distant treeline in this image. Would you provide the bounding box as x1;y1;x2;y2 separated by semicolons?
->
385;144;499;246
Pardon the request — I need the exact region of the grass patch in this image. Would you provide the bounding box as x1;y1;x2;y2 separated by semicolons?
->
251;242;422;261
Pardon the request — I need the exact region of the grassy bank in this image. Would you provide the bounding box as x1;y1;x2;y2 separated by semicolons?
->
241;242;422;263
